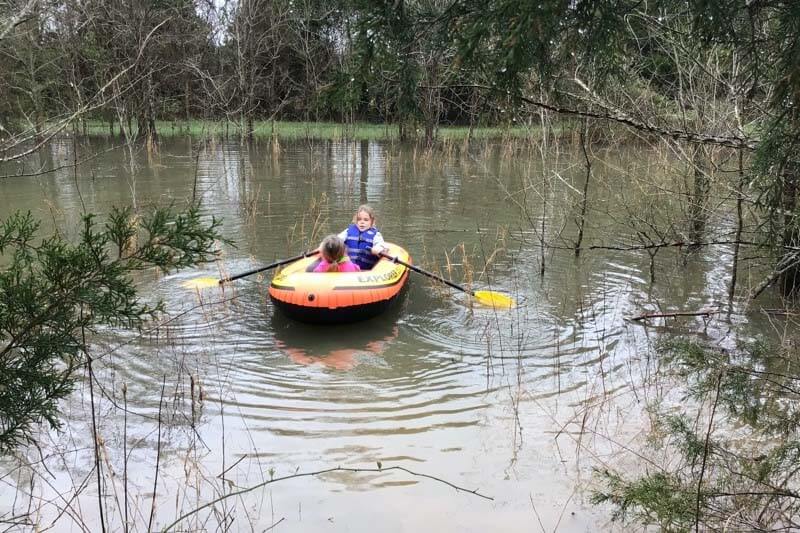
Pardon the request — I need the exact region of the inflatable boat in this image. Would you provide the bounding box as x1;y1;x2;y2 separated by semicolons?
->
269;243;410;324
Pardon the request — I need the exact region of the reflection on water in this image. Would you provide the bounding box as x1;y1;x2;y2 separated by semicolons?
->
273;309;401;371
0;137;786;532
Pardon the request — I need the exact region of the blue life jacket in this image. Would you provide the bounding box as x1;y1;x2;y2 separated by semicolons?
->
344;224;380;270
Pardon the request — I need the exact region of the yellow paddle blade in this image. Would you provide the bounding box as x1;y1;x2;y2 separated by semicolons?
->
473;290;515;309
181;277;221;290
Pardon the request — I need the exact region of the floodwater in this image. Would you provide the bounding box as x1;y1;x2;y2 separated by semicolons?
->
0;136;779;531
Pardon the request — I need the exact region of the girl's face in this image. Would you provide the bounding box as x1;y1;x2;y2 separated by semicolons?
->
355;210;373;231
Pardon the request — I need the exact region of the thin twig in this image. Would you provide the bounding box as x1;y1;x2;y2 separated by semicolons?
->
85;319;107;533
696;371;724;532
123;383;129;533
264;517;285;531
529;494;547;533
147;376;167;533
629;309;719;321
161;465;493;532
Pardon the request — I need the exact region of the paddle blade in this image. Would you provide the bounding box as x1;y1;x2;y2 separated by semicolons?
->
181;277;221;290
474;290;515;309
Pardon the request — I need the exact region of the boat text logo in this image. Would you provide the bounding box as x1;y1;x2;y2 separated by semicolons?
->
357;267;402;284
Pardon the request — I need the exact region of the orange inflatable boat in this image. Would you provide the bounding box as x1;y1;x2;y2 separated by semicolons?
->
269;243;410;324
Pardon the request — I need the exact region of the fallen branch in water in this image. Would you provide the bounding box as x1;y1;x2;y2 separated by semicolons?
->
630;309;719;321
161;465;493;531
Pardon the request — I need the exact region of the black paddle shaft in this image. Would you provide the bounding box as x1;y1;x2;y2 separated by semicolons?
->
380;252;474;296
222;250;318;284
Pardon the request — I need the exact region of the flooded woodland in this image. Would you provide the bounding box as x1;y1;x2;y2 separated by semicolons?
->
1;133;796;532
4;1;800;530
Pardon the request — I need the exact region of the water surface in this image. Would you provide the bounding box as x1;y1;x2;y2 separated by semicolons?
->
0;136;779;531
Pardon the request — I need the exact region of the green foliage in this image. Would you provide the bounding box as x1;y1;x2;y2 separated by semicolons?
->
319;69;367;120
659;337;800;433
661;414;707;466
592;469;697;530
346;0;426;126
595;337;800;530
449;0;633;91
751;114;800;257
0;204;223;454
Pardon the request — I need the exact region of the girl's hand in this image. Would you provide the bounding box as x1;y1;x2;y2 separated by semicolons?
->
371;244;387;255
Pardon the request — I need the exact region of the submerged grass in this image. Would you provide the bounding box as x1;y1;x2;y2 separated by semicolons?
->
77;119;549;142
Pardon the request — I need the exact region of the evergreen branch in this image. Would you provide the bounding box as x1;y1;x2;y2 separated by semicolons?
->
0;205;224;455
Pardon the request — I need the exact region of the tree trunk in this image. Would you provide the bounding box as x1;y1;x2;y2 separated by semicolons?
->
424;122;435;148
688;146;710;248
25;9;45;141
147;73;158;149
575;121;591;256
399;121;408;142
780;166;799;296
185;78;190;120
729;150;745;303
137;114;145;141
360;140;369;204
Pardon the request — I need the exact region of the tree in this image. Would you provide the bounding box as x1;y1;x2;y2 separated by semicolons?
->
0;0;173;164
223;0;292;138
284;0;341;122
437;0;800;296
0;204;224;454
82;0;213;145
1;0;67;146
345;0;458;142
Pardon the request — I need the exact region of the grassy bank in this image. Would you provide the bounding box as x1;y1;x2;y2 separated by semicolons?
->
79;119;550;142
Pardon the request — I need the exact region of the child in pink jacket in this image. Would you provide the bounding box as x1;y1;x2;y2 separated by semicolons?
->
313;235;361;273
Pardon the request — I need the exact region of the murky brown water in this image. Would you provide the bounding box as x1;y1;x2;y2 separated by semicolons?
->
0;136;778;531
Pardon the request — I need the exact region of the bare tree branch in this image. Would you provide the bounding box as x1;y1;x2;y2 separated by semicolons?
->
162;465;493;532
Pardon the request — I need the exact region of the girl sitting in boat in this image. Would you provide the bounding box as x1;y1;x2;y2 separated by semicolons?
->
337;204;388;270
313;235;361;273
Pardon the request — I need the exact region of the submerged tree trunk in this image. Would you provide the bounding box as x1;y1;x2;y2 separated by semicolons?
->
575;121;591;256
424;122;435;148
146;73;158;150
398;121;408;142
688;145;710;249
729;150;745;303
360;139;369;204
185;78;191;120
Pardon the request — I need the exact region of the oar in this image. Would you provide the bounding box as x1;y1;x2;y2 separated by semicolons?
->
183;250;319;289
380;252;514;309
